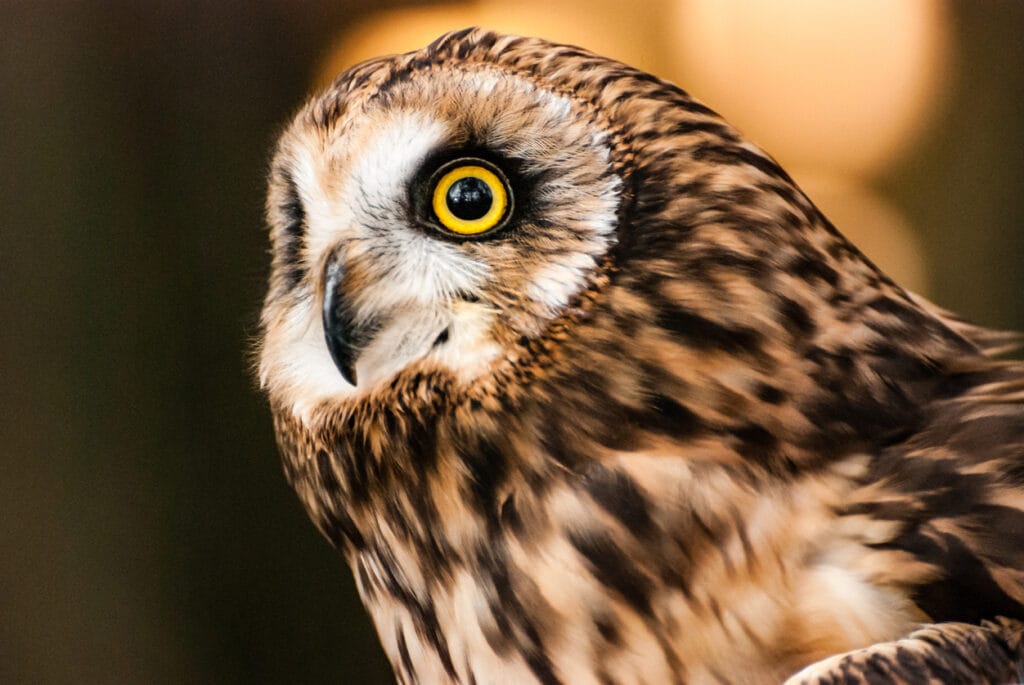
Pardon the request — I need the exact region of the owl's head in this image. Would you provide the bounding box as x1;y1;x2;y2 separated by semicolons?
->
260;30;636;415
260;28;972;429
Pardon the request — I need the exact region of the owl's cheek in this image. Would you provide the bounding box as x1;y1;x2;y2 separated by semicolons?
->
428;301;505;382
350;311;450;389
319;243;505;394
342;302;503;391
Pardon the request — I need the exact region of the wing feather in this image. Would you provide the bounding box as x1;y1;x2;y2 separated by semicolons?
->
786;618;1024;685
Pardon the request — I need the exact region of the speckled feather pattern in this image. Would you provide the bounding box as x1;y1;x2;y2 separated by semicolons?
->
259;29;1024;684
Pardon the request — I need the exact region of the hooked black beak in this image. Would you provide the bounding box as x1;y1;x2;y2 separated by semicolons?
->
321;254;373;387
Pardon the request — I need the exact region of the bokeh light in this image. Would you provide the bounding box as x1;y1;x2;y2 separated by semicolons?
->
670;0;951;178
317;0;666;89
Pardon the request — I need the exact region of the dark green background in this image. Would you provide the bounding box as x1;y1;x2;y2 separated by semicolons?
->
2;2;1022;682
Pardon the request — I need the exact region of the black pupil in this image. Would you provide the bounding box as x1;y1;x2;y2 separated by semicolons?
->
446;176;493;221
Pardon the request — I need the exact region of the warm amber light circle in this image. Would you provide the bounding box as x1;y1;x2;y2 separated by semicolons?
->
431;164;509;236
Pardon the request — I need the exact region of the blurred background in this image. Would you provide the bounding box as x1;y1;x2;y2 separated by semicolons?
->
2;1;1022;682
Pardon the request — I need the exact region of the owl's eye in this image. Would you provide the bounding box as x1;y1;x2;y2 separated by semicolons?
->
430;160;510;236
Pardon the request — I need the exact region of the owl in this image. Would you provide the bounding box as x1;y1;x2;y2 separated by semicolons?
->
258;29;1024;683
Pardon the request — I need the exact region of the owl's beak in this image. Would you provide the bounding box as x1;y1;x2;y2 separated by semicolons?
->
321;255;369;387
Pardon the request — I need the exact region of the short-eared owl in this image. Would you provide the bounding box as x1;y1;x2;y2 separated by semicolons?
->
259;29;1024;683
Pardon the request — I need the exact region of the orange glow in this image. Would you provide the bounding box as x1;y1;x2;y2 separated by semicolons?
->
475;0;664;74
315;4;478;89
671;0;951;177
315;1;666;88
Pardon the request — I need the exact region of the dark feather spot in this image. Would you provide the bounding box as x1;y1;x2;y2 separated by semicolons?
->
1006;460;1024;487
582;463;655;538
669;119;737;140
569;529;651;616
755;383;786;404
635;393;703;442
687;249;767;280
459;435;509;519
432;327;450;347
539;415;586;470
406;418;440;471
479;542;563;684
691;143;793;183
789;254;839;287
656;305;763;355
881;530;1024;623
499;495;521;533
277;172;306;288
396;624;415;682
594;613;621;646
730;423;779;463
315;449;340;494
777;296;815;337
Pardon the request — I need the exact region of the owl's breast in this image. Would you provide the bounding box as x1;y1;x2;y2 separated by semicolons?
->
336;449;919;685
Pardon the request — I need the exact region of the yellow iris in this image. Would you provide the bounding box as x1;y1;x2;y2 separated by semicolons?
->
431;164;509;236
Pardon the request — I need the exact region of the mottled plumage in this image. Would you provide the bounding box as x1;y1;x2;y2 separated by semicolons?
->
258;29;1024;683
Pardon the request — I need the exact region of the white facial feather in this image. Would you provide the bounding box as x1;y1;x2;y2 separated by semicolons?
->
262;109;499;417
263;69;620;421
526;253;600;316
259;301;355;420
